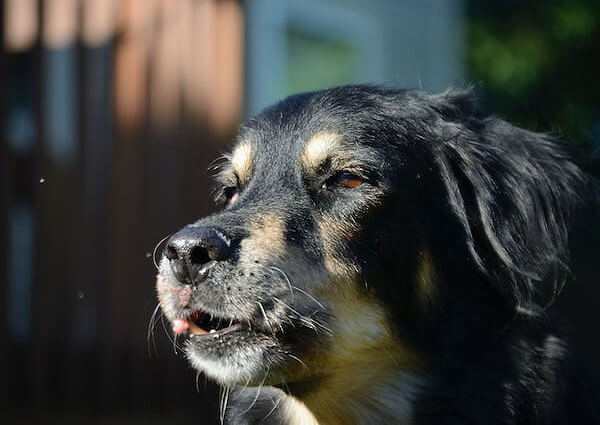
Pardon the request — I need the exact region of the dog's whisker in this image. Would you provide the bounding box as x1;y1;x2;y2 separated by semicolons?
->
159;313;183;352
195;370;202;394
286;352;310;372
272;296;298;314
257;302;273;332
239;374;267;417
291;285;325;309
300;317;333;335
173;332;180;354
146;303;162;358
261;395;282;423
298;317;318;331
273;296;332;335
314;321;333;335
270;266;294;297
219;385;231;425
159;313;173;342
241;376;252;393
146;305;158;349
152;233;172;270
273;296;308;321
239;368;270;417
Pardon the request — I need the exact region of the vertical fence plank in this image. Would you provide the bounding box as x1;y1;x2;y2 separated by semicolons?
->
106;0;151;409
0;0;9;405
4;0;39;51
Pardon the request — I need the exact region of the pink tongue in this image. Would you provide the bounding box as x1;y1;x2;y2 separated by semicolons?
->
172;318;189;334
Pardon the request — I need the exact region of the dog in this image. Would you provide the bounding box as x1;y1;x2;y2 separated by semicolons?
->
155;85;597;424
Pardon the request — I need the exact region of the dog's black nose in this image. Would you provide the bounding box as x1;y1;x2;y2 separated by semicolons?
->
164;226;232;284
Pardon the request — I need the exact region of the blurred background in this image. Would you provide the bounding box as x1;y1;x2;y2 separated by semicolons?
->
1;0;598;423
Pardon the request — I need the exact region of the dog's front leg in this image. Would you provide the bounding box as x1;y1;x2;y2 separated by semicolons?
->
226;386;319;425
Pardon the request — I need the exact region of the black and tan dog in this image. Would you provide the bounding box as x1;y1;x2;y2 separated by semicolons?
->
156;85;597;424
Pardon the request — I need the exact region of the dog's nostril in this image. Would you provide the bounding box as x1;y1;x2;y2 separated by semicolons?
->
190;246;211;266
165;245;179;260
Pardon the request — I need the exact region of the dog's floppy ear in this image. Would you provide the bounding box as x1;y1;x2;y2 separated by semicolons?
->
430;90;592;308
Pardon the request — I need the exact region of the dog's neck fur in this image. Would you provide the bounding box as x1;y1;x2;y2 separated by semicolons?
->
275;288;424;425
280;362;423;425
231;345;423;425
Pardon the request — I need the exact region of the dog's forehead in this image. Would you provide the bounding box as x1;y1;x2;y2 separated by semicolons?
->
232;129;344;168
228;85;431;175
233;113;367;175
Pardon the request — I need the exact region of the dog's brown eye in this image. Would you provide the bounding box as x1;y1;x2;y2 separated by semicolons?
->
340;173;364;188
323;171;365;190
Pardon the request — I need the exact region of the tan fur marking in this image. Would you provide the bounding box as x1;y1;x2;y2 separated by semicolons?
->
301;132;343;170
231;141;255;184
241;213;286;261
416;248;437;305
317;216;359;279
285;284;421;424
281;396;320;425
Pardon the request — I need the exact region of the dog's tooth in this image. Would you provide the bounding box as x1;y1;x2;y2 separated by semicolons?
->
210;329;216;333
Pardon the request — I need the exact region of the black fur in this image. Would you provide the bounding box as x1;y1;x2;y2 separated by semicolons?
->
156;85;598;424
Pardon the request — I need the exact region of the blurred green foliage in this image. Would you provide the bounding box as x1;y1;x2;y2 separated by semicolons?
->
467;0;600;153
286;28;359;96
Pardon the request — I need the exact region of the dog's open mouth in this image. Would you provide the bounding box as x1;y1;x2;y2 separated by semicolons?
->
172;311;247;338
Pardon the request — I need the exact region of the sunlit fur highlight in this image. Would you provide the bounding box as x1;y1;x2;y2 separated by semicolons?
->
415;248;437;306
280;397;320;425
300;132;343;171
231;140;255;185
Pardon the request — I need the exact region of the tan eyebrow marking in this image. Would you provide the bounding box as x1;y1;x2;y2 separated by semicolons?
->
230;141;255;184
301;132;343;170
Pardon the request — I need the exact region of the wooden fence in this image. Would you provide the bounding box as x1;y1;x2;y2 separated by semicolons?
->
1;1;243;423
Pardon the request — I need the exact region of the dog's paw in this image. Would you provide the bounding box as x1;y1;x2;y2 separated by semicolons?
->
225;386;286;425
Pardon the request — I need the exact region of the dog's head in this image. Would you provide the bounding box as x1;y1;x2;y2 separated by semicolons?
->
156;85;590;388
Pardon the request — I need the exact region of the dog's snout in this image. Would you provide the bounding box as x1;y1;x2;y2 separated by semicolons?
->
165;226;232;284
